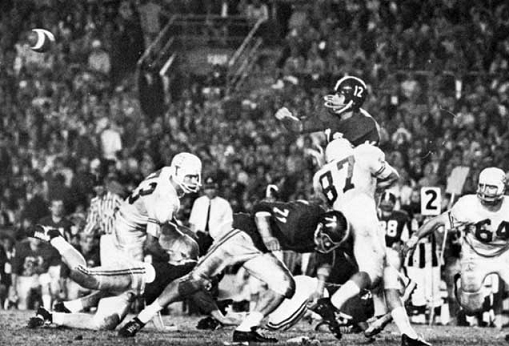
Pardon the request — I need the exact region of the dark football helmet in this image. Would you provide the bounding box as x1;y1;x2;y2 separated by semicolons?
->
324;76;368;116
379;191;396;214
314;210;350;253
477;167;506;206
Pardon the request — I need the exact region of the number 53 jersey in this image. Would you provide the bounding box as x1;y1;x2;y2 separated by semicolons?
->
113;167;180;259
450;195;509;257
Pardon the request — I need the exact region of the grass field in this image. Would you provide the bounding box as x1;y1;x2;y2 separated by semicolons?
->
1;309;508;346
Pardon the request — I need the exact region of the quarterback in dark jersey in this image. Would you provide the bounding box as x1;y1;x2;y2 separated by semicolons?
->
118;200;349;344
275;76;380;146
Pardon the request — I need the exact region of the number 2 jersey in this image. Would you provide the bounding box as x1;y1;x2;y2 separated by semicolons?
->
113;167;180;253
231;201;326;253
450;195;509;257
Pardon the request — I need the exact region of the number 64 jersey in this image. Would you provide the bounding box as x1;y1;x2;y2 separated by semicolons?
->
450;195;509;257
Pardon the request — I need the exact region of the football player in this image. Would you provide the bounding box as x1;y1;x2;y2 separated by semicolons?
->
378;191;410;272
25;223;211;330
275;76;380;146
402;167;509;341
312;138;430;346
118;200;349;344
113;152;202;261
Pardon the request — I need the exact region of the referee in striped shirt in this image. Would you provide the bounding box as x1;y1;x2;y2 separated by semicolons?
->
83;175;123;266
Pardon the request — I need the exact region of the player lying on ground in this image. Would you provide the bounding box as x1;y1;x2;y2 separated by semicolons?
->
402;167;509;342
118;200;349;344
25;223;237;330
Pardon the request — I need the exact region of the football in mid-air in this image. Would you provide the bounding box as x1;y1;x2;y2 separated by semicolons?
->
28;28;55;53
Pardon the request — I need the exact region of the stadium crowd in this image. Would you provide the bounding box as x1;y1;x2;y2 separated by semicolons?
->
1;0;509;331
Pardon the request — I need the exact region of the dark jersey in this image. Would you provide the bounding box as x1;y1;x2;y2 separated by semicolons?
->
232;201;325;253
12;240;61;276
143;260;196;304
302;105;380;146
379;210;410;248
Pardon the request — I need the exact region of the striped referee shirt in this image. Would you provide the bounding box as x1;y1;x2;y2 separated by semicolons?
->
84;191;123;236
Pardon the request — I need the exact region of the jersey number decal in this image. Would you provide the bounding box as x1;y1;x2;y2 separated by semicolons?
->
380;220;398;237
473;219;509;243
128;170;162;204
273;207;289;223
318;155;355;204
354;85;364;97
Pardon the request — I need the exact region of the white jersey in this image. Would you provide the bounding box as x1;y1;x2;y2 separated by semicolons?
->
313;143;387;211
450;195;509;257
113;167;180;253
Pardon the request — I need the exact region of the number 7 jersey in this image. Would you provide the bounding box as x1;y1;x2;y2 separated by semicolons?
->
313;143;388;211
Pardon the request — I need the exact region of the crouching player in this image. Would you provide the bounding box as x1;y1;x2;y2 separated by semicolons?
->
26;223;202;330
118;200;349;344
402;167;509;341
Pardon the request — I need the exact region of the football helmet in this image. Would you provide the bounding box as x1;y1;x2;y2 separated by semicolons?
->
379;191;396;214
324;76;367;116
314;210;350;253
477;167;506;205
170;152;202;194
325;138;354;163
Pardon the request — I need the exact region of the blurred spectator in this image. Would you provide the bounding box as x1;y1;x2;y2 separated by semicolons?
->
9;237;61;310
99;119;123;163
88;39;111;77
38;198;76;248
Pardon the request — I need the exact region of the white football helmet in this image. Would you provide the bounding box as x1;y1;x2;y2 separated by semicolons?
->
170;152;202;194
325;138;354;163
477;167;506;205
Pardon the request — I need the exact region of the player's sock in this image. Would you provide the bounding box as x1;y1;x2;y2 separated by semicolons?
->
52;312;65;325
50;237;87;268
391;306;418;339
64;299;84;313
331;281;361;309
235;311;264;332
138;301;163;324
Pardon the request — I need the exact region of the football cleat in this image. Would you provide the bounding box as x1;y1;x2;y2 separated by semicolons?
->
401;334;431;346
364;313;392;338
309;298;342;340
118;317;145;337
26;225;61;242
53;301;71;313
28;307;52;328
230;328;278;344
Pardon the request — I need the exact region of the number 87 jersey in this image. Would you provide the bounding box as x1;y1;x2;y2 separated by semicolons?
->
313;139;395;211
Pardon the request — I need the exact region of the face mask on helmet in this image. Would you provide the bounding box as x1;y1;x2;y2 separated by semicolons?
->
477;167;506;205
324;76;367;116
314;210;349;253
170;153;202;194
